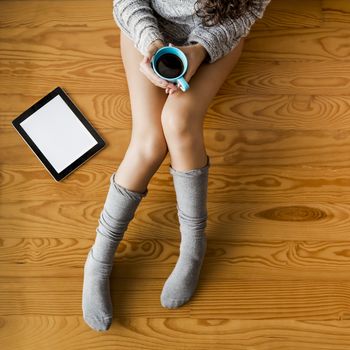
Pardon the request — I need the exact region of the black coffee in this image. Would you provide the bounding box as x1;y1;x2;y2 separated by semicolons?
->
155;53;184;78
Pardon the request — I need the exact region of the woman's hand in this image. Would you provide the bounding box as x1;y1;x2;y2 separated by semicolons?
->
166;42;208;94
139;39;178;93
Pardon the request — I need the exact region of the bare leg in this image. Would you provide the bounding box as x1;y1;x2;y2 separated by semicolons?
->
114;31;169;193
161;38;245;171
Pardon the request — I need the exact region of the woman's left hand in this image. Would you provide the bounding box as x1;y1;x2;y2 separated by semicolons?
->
166;42;208;95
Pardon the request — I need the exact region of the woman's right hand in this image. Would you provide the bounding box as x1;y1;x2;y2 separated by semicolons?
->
139;39;178;94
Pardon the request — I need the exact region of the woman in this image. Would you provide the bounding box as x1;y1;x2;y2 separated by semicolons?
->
82;0;271;332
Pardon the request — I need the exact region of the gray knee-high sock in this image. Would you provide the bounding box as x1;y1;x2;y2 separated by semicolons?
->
82;172;148;331
160;155;210;308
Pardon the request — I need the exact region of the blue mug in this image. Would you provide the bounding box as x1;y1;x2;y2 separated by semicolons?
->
151;46;190;92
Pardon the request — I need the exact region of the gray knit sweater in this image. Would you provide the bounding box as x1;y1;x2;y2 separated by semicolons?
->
112;0;271;63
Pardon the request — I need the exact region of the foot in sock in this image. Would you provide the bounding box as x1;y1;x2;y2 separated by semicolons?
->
82;246;115;331
160;233;207;308
160;155;210;308
82;173;148;331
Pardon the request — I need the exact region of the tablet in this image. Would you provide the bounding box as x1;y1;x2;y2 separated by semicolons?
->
12;87;106;182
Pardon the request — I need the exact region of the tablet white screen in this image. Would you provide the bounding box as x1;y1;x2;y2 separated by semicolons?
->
20;95;98;173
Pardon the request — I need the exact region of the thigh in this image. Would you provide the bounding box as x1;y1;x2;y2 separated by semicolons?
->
120;31;168;143
162;38;245;127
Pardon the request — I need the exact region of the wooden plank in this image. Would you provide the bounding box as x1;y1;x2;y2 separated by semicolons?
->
243;28;350;61
1;27;350;61
3;93;350;130
1;237;350;280
3;128;350;167
1;59;349;95
1;316;350;350
1;163;350;203
255;0;322;29
0;199;349;241
0;277;350;319
0;0;322;30
0;0;114;28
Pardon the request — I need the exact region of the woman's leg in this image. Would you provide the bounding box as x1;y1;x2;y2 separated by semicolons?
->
113;31;169;193
161;37;245;171
83;31;170;332
159;38;245;308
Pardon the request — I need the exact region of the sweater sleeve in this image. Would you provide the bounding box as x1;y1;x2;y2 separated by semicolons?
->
187;0;271;64
112;0;165;56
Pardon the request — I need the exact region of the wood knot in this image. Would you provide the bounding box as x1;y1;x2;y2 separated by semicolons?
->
256;205;327;222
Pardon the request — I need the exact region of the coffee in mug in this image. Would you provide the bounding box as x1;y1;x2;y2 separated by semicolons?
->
155;53;184;79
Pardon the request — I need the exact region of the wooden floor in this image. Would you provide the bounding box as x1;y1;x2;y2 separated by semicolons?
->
1;0;350;349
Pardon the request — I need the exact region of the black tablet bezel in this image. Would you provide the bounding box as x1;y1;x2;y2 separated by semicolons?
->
12;86;106;182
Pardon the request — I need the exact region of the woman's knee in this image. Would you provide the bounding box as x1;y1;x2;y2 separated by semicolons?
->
129;131;168;164
161;104;203;146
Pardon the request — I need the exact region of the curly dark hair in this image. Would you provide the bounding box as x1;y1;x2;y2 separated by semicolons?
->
194;0;254;27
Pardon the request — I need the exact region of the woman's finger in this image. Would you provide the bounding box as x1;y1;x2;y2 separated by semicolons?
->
144;64;173;88
140;62;165;87
140;57;179;91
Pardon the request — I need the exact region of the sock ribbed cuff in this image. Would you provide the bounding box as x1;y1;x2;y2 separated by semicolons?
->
169;155;210;177
110;172;149;199
95;173;149;242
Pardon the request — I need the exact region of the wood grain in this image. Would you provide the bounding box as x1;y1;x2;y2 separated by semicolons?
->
1;277;350;319
0;0;323;30
1;237;350;280
322;0;350;27
2;27;350;61
2;59;350;95
1;199;350;241
1;163;350;202
2;317;350;350
2;93;350;130
4;128;350;166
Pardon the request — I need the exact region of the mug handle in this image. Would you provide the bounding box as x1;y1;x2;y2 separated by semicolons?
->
177;77;190;92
